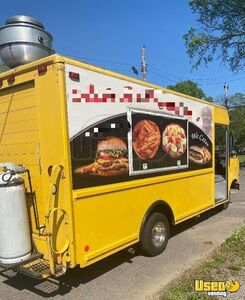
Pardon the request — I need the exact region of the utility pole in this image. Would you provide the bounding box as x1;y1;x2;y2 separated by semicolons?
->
141;46;147;81
224;83;229;108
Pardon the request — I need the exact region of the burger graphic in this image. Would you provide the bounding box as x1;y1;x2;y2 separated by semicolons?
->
75;137;129;176
189;145;211;164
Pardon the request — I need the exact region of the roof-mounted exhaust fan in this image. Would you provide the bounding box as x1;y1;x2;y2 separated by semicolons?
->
0;15;55;68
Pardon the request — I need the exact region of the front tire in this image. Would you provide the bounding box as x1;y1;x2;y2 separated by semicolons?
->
140;212;170;257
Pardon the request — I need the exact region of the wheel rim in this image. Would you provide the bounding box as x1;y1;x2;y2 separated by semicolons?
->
151;221;166;248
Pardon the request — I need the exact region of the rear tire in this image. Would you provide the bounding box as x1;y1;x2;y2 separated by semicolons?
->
221;201;229;210
222;191;231;210
141;212;170;257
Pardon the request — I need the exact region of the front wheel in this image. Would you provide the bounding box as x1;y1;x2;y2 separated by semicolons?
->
140;212;170;257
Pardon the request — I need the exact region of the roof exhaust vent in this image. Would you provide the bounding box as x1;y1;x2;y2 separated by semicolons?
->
0;15;55;68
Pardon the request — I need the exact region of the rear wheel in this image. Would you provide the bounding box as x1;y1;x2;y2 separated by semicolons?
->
221;200;230;210
141;212;170;257
221;191;231;210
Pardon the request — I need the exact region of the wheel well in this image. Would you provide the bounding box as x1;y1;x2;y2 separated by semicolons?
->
139;200;174;241
231;179;239;189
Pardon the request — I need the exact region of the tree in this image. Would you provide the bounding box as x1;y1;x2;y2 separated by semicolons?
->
227;93;245;147
215;93;245;148
184;0;245;71
167;80;212;101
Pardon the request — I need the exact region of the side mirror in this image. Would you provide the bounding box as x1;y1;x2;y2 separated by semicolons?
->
230;150;237;158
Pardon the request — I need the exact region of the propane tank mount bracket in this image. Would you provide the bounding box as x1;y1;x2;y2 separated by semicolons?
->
0;164;44;233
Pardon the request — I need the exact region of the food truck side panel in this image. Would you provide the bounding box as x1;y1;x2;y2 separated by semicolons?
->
64;62;216;266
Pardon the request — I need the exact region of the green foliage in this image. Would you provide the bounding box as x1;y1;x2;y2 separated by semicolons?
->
216;92;245;147
184;0;245;71
0;63;8;73
228;93;245;146
167;80;212;101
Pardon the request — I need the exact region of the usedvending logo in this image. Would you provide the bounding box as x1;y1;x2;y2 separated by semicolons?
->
194;279;240;297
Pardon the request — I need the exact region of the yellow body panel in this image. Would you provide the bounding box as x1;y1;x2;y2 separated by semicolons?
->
73;169;214;266
0;54;231;271
229;156;240;188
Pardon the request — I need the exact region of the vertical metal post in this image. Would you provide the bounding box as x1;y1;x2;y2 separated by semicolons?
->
141;46;147;81
224;83;229;108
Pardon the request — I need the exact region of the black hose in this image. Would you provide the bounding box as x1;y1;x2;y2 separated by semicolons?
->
26;169;42;231
25;169;43;231
2;169;14;182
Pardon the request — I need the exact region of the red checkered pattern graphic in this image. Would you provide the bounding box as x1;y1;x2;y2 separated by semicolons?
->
71;84;192;117
158;102;192;117
72;85;160;104
72;85;116;103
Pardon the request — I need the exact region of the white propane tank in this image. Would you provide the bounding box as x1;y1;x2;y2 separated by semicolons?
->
0;163;32;264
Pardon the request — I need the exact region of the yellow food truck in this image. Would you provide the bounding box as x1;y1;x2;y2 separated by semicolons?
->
0;54;239;279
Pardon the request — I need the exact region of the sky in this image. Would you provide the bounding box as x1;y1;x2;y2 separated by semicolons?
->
0;0;244;100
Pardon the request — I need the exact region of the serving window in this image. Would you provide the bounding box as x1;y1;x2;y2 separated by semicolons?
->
127;108;189;175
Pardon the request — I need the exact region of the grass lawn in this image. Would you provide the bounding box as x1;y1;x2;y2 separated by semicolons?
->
239;155;245;163
160;226;245;300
